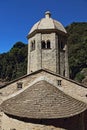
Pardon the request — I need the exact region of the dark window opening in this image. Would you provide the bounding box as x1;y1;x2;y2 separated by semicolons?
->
41;41;46;49
63;70;65;76
41;40;51;49
17;82;23;89
31;40;35;51
0;92;2;95
57;80;62;86
60;42;64;49
47;40;50;48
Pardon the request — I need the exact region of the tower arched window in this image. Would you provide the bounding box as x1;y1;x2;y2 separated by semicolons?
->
41;40;46;49
60;41;65;51
47;40;50;49
60;42;64;50
31;40;35;51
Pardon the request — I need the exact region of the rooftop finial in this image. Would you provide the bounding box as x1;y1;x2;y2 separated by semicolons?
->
45;11;51;18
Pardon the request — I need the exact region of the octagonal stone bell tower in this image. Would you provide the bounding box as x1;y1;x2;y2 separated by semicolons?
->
27;11;69;78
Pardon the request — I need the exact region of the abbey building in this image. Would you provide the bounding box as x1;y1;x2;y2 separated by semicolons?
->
0;11;87;130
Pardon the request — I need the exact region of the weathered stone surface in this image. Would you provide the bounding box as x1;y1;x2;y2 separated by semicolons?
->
28;11;67;35
0;69;87;104
2;80;86;119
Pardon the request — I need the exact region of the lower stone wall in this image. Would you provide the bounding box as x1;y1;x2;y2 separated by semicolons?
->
0;112;2;130
2;113;84;130
84;110;87;129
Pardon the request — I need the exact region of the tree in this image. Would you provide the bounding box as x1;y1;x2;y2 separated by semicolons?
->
66;22;87;81
0;42;28;81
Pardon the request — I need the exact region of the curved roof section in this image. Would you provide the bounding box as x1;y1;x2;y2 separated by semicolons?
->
28;11;67;35
1;80;87;119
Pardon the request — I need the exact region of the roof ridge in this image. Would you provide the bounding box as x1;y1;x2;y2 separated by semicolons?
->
53;19;56;29
37;18;43;29
1;68;87;89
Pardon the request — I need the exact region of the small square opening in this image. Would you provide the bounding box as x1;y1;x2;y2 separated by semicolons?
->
57;80;62;86
17;82;23;89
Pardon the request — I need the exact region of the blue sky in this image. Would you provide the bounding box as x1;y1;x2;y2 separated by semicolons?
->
0;0;87;53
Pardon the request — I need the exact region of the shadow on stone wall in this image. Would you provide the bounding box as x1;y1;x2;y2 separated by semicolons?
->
6;113;84;130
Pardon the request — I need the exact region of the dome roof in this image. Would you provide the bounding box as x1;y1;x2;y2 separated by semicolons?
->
28;11;67;36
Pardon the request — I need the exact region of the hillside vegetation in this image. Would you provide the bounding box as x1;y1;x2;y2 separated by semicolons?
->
0;42;27;81
66;22;87;82
0;22;87;83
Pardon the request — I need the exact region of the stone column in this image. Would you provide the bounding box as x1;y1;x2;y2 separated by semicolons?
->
56;34;60;74
65;43;69;78
36;33;42;70
27;39;31;74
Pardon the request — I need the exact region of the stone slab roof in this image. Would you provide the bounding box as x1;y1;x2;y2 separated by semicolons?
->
1;80;87;119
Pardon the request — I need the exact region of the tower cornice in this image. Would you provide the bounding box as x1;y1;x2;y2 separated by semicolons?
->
27;29;67;39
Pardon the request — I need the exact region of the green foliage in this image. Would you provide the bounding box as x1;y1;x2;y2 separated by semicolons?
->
66;22;87;82
74;72;85;83
0;41;28;81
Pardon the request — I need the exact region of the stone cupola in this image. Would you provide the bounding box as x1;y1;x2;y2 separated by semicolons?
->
27;11;69;78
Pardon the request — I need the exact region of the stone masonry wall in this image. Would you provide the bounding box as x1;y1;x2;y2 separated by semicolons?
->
42;33;56;73
28;33;57;74
27;34;39;74
0;70;87;103
2;113;84;130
